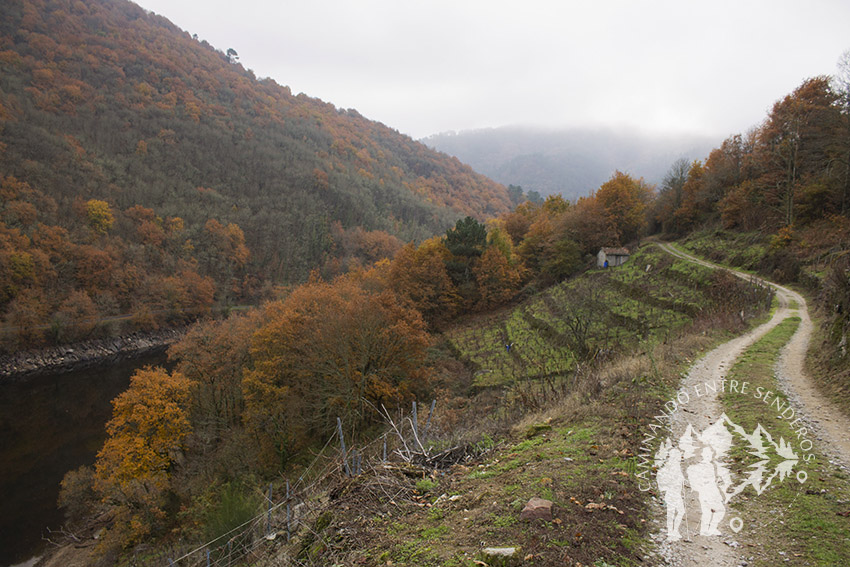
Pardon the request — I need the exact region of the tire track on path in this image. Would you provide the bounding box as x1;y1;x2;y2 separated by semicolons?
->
660;243;850;467
652;243;850;566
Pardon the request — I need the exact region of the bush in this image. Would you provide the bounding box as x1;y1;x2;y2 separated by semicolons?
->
204;483;262;543
58;465;96;524
758;248;801;283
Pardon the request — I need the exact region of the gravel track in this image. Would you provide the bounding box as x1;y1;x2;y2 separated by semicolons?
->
652;243;850;566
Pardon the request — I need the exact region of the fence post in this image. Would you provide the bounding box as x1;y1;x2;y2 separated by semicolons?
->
412;401;418;440
266;483;273;536
206;549;211;567
424;399;436;439
337;417;351;477
286;478;291;542
382;433;387;462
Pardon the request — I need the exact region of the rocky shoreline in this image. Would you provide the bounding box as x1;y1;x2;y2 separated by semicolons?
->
0;327;186;380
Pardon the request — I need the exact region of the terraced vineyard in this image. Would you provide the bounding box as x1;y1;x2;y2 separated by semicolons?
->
445;244;725;389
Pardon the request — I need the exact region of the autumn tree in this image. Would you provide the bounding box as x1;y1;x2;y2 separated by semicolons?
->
507;195;584;283
473;246;524;309
169;311;260;440
501;201;538;245
85;199;115;235
388;238;459;326
94;367;193;545
73;245;114;293
244;278;431;470
556;196;617;256
485;222;517;262
201;219;250;302
672;160;706;230
718;179;764;229
4;288;48;347
134;268;215;322
323;222;403;277
594;171;653;244
753;76;840;226
52;289;98;342
516;213;554;274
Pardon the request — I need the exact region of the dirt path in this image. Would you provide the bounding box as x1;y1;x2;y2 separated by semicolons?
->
652;243;850;566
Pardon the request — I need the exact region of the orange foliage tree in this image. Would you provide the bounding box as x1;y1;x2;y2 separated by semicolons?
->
594;171;653;244
388;237;460;326
473;246;524;309
94;367;193;544
244;278;431;470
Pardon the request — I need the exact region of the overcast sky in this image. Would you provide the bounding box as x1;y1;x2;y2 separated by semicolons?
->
134;0;850;140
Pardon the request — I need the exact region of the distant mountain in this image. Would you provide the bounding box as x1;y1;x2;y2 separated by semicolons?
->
0;0;510;284
423;126;719;200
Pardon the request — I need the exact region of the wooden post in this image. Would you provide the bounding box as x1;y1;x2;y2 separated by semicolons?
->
412;401;419;440
424;399;436;439
266;483;273;535
382;433;387;462
286;478;291;542
337;417;351;477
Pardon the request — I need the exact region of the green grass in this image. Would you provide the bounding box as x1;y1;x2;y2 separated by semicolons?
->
289;243;779;567
445;245;721;391
677;229;770;272
720;316;850;565
415;478;438;493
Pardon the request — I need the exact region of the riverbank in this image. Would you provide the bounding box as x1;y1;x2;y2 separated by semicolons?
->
0;327;186;380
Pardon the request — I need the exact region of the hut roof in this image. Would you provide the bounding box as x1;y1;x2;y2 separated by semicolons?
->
601;247;630;256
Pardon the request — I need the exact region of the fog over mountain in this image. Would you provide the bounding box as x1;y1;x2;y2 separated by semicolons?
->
423;126;720;200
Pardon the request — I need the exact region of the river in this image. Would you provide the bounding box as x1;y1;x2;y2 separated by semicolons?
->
0;352;170;567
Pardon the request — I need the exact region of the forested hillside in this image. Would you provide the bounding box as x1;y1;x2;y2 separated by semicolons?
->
0;0;510;349
651;75;849;235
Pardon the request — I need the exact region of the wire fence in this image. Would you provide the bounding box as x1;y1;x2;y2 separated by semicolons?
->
130;401;441;567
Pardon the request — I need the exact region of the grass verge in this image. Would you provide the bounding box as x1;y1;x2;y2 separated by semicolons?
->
720;317;850;566
276;319;769;567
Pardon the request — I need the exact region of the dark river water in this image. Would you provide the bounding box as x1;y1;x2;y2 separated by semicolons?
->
0;352;169;567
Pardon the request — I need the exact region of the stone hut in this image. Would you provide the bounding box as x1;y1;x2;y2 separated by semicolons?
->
597;247;630;268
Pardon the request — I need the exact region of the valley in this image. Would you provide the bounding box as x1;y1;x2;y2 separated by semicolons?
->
0;0;849;566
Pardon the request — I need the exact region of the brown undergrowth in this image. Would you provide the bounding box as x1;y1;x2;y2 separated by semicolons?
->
248;308;759;567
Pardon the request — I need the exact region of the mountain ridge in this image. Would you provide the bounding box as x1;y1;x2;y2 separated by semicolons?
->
423;125;718;200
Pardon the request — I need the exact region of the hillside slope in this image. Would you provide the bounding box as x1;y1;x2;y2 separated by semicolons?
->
0;0;510;284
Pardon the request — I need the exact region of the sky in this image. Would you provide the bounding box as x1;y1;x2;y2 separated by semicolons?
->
133;0;850;140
